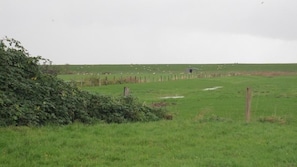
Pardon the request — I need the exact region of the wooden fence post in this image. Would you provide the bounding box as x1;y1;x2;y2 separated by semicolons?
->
98;77;101;86
124;87;130;97
246;87;252;123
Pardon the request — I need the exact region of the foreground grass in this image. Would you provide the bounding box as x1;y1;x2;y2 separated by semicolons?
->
1;75;297;166
1;121;296;166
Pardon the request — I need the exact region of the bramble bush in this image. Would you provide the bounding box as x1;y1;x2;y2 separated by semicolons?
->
0;37;167;126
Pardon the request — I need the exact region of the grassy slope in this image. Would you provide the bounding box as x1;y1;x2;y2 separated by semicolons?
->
57;64;297;85
57;64;297;74
1;70;297;166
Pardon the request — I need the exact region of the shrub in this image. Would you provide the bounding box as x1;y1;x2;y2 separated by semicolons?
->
0;37;167;126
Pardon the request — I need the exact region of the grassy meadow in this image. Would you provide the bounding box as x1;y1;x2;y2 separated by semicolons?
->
56;64;297;87
1;64;297;166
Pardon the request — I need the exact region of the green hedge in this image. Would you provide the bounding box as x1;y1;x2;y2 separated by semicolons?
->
0;38;167;126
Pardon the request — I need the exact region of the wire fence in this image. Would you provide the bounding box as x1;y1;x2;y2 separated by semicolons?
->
65;72;241;87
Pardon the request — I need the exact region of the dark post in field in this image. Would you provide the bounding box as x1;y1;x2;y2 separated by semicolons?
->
246;87;252;123
124;87;130;97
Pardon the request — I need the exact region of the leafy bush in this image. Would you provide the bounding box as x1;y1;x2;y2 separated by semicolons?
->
0;37;167;126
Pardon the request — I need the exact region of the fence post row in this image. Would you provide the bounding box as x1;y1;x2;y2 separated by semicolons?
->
72;73;237;87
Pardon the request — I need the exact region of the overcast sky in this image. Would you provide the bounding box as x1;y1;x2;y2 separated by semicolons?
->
1;0;297;64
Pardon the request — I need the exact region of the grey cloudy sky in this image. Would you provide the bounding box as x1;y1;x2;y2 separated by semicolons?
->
1;0;297;64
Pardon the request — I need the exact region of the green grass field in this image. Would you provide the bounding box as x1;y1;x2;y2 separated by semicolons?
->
56;64;297;74
57;64;297;87
1;64;297;166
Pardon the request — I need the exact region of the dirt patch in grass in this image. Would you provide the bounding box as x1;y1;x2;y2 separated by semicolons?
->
150;102;174;120
151;102;168;108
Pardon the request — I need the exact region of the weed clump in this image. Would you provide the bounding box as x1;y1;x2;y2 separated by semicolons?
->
258;115;287;125
194;110;232;123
